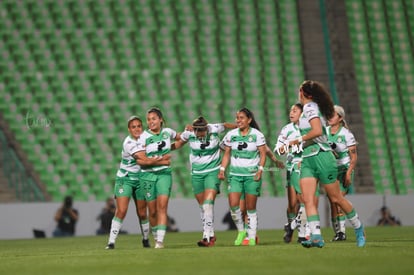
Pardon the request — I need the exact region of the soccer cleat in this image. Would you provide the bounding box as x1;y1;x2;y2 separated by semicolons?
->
142;239;150;248
355;225;366;247
197;238;210;247
332;232;347;241
242;235;259;246
283;222;294;243
301;234;325;248
154;241;164;249
209;236;217;246
248;238;256;246
234;231;247;246
297;237;309;243
105;243;115;250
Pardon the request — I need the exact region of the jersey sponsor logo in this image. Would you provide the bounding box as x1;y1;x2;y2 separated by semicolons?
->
237;142;248;150
200;141;210;150
157;141;166;151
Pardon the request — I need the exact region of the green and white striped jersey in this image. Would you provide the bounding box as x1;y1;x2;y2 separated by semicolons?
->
274;122;302;172
299;102;331;157
116;135;141;178
222;127;266;176
327;125;356;166
180;123;225;174
137;128;177;172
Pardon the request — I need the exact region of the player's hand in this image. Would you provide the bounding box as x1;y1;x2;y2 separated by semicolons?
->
274;159;285;169
162;154;171;160
218;170;225;180
254;170;262;181
344;173;352;187
184;124;193;131
289;139;299;146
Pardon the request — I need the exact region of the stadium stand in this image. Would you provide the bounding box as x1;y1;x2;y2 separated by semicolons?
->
345;0;414;194
1;0;412;201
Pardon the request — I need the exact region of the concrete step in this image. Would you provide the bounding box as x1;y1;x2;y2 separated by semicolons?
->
297;0;375;193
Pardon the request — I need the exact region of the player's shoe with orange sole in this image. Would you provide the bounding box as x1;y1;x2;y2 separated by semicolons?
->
242;235;259;246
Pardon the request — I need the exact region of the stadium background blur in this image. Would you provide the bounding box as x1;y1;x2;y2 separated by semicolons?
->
0;1;413;209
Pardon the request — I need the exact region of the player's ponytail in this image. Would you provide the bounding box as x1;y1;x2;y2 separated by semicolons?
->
334;105;349;129
192;116;208;131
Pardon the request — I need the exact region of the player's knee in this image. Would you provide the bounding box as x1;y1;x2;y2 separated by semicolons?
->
116;209;127;219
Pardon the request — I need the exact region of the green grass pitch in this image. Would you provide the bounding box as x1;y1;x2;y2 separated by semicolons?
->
1;226;413;274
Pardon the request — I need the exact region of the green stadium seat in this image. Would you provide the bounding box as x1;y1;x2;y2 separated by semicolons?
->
346;0;414;194
175;1;197;29
0;0;312;201
153;1;178;30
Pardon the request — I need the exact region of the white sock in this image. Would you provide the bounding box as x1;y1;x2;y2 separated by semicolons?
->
332;218;340;234
309;220;321;236
199;205;205;237
140;219;150;240
346;209;362;229
152;226;157;241
230;207;244;232
157;228;166;243
203;203;214;241
247;210;257;241
348;216;361;229
305;223;311;238
108;218;122;244
291;205;305;230
298;208;307;238
340;218;346;234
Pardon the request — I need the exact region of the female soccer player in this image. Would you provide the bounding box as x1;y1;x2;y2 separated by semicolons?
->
289;80;365;248
106;116;170;249
274;103;310;243
135;107;181;249
327;105;358;241
173;116;236;247
240;144;285;245
218;107;267;246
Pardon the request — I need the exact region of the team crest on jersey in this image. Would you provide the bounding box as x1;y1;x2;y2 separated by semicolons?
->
337;137;343;143
162;133;168;139
248;136;253;142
